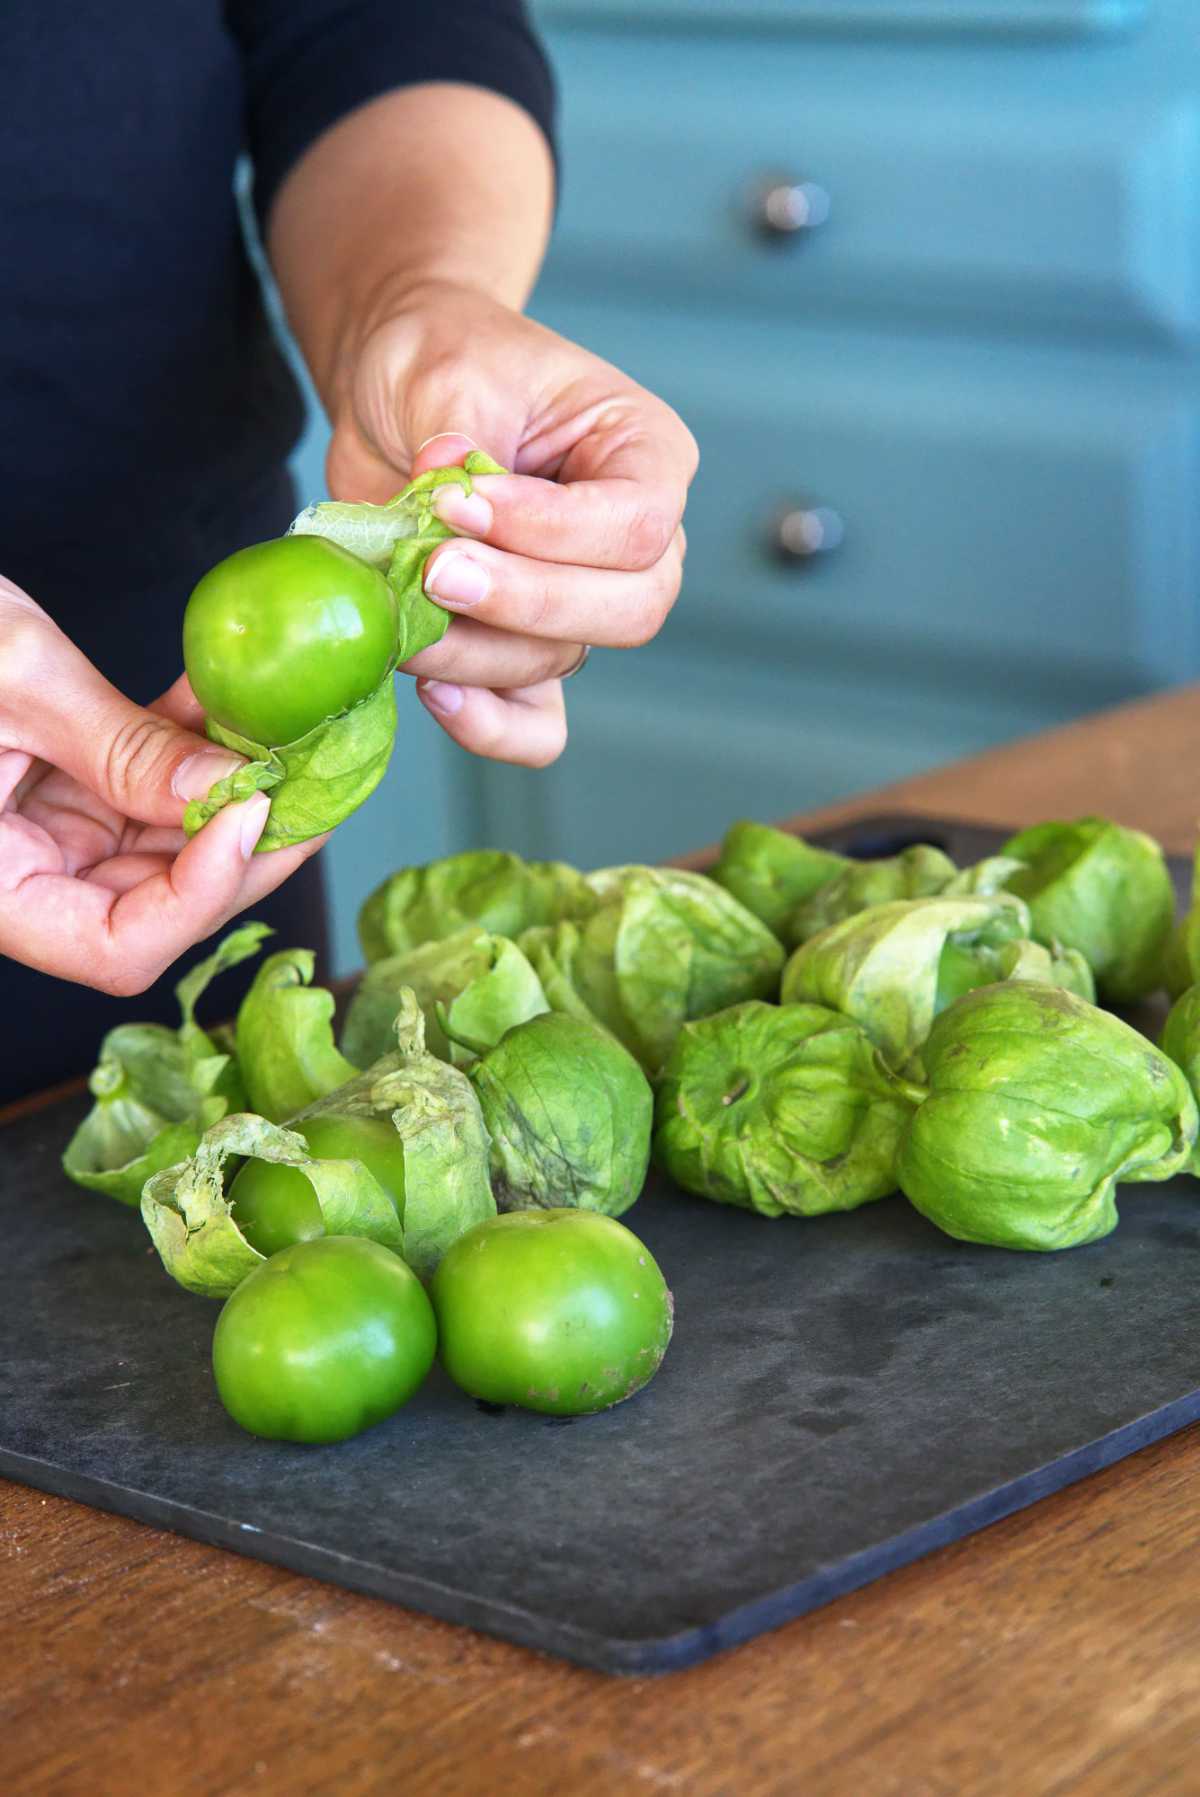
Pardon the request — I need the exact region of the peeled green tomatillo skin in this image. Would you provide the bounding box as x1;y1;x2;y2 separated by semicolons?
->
780;894;1033;1072
520;865;785;1077
431;1210;673;1416
358;849;588;964
62;922;271;1204
140;1110;406;1297
184;536;398;748
789;844;958;946
1000;816;1175;1002
186;676;399;853
235;948;357;1122
289;450;504;666
654;1000;924;1218
229;1112;406;1258
934;940;998;1012
709;821;847;940
213;1236;437;1443
471;1012;654;1217
294;990;495;1281
934;933;1095;1014
787;848;1029;951
343;927;549;1068
942;853;1030;898
898;982;1198;1252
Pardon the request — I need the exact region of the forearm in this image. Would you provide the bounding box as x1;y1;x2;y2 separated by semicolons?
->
266;83;554;415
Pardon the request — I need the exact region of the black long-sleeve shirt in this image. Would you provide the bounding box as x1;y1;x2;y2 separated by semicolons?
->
1;0;555;687
0;1;555;1099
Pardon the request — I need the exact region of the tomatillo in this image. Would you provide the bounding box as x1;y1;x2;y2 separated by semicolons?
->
212;1236;435;1443
228;1113;406;1258
430;1210;674;1416
183;536;397;747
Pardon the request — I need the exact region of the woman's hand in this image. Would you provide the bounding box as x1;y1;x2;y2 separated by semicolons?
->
265;83;697;769
325;284;698;767
0;578;323;994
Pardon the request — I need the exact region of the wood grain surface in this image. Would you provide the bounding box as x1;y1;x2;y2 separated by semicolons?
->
4;683;1200;1796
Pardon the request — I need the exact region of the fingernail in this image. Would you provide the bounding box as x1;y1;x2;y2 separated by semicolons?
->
417;433;478;454
424;549;491;608
238;792;271;858
171;750;244;802
418;679;464;717
433;487;493;536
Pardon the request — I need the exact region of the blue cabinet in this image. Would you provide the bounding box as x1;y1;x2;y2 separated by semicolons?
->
533;44;1199;349
301;0;1200;966
539;3;1149;33
467;0;1200;861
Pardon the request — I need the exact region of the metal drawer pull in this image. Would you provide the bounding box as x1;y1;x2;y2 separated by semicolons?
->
750;176;831;239
770;505;844;562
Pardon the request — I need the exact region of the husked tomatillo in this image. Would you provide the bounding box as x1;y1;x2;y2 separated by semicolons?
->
898;982;1197;1251
471;1011;653;1216
655;1000;922;1218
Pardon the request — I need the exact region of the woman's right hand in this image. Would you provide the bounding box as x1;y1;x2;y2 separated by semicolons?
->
0;576;324;994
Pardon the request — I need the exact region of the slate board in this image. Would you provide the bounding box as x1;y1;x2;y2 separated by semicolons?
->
2;815;1198;1677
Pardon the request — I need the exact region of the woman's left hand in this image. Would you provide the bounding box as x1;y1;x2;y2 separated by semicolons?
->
324;283;698;768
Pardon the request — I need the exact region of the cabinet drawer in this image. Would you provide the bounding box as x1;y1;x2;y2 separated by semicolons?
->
538;2;1147;37
530;296;1200;701
538;33;1199;347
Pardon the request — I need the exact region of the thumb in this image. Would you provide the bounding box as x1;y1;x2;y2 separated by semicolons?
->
0;584;242;827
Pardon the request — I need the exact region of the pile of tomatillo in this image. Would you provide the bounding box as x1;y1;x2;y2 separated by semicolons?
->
63;916;676;1444
57;478;1200;1442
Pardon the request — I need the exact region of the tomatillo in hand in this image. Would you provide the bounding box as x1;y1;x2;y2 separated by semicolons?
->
183;535;397;747
228;1113;407;1258
430;1210;674;1415
212;1236;436;1443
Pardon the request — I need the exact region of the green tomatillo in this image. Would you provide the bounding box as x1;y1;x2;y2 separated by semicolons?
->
1000;815;1175;1002
183;535;397;748
898;982;1197;1251
1159;983;1200;1174
788;847;1027;948
470;1011;654;1217
234;947;357;1123
933;932;1094;1012
709;820;847;940
140;1110;406;1298
788;843;959;945
212;1236;436;1443
62;922;271;1205
358;847;588;964
293;989;495;1280
654;1000;924;1217
1162;843;1200;1000
182;453;504;853
342;926;550;1069
519;864;785;1076
228;1112;406;1258
430;1210;673;1416
780;893;1039;1072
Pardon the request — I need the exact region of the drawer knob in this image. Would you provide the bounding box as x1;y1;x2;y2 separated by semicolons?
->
750;177;831;240
770;505;844;563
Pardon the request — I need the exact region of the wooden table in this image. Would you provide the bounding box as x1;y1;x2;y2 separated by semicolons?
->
6;685;1200;1797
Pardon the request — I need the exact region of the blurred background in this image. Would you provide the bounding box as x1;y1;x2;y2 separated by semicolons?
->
278;0;1200;973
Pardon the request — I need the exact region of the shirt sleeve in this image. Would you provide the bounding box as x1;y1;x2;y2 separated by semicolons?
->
225;0;558;230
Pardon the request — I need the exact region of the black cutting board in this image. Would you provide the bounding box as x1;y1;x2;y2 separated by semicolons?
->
1;816;1197;1676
